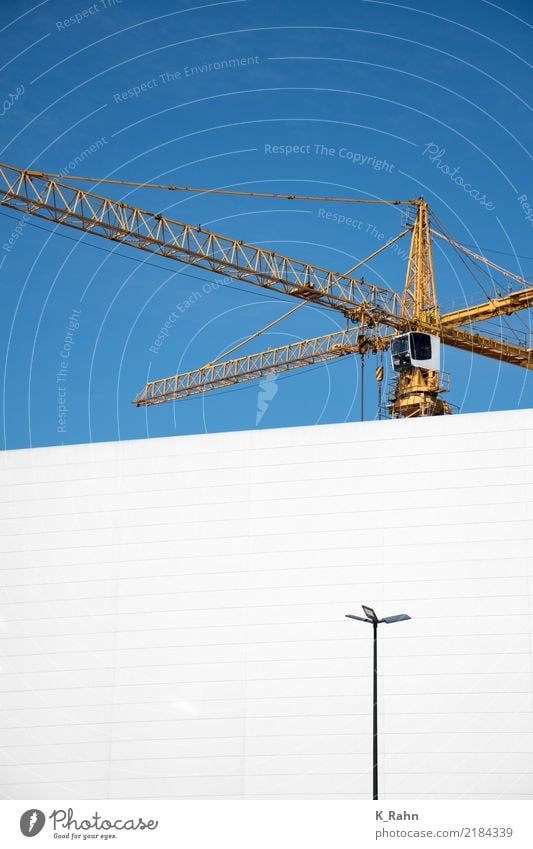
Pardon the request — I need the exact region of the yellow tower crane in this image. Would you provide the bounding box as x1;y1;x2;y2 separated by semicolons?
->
0;162;531;418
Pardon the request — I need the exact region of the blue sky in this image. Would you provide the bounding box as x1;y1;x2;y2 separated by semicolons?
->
0;0;531;449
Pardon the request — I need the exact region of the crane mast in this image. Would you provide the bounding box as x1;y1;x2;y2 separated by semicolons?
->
391;199;451;418
0;163;531;419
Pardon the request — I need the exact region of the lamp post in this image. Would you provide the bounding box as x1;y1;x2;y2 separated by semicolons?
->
346;605;411;801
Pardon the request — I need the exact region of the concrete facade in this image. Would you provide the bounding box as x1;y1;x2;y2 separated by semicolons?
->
1;409;532;799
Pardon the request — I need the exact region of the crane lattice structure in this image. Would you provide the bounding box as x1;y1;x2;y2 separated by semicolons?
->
0;162;531;418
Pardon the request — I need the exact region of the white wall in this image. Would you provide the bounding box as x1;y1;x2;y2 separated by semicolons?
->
1;409;532;800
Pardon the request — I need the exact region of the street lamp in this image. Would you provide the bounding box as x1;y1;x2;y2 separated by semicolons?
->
346;605;411;800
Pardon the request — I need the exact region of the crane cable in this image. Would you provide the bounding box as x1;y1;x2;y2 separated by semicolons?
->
431;227;530;288
22;168;416;205
443;239;528;344
431;212;531;344
204;300;308;367
344;227;410;276
14;167;533;259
